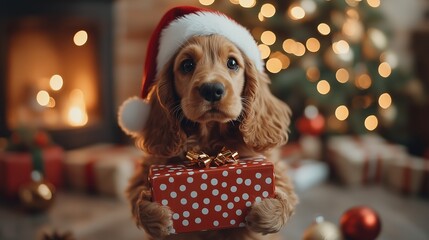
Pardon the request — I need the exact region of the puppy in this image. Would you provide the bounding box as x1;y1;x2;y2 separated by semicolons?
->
126;34;298;240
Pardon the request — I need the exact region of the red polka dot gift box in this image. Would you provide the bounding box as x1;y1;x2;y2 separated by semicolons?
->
149;157;275;234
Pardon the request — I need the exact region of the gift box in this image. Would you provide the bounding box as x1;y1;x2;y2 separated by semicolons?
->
149;158;275;234
64;144;142;198
0;146;64;198
386;156;429;197
288;159;329;192
327;134;407;186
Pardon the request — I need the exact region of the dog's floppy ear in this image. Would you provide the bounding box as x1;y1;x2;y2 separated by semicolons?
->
135;61;186;158
239;57;291;152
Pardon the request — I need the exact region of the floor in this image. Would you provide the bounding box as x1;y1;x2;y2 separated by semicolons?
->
1;183;428;240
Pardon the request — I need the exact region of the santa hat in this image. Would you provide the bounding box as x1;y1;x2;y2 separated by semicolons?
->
118;6;263;136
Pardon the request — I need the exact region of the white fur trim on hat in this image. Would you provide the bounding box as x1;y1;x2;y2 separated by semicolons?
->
118;97;150;136
157;11;264;73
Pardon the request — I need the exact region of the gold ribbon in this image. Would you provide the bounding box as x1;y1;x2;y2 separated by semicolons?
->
186;147;239;168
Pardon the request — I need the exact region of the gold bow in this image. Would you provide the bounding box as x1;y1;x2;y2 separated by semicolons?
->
186;147;239;168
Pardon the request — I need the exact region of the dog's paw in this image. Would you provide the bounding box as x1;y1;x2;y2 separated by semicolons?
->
137;201;173;239
245;197;288;234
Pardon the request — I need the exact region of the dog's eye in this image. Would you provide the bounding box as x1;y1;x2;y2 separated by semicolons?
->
227;57;239;71
180;59;195;73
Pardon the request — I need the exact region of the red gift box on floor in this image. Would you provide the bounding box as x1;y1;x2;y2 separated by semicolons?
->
386;156;429;197
0;146;64;198
149;158;275;234
64;144;142;198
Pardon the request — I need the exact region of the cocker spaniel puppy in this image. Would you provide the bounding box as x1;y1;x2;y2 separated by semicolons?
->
119;6;297;240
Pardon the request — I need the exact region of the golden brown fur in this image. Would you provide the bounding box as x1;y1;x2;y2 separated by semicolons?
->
127;35;298;240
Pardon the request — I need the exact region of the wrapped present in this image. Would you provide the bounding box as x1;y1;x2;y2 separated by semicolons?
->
288;159;329;192
327;134;407;186
64;144;142;198
280;136;322;162
0;146;64;198
386;157;429;197
149;155;275;234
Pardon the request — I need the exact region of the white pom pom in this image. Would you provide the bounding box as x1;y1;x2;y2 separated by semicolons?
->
118;97;150;136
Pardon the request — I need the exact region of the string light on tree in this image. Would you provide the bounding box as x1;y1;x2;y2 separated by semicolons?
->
333;40;350;55
355;73;372;90
258;44;271;59
288;3;306;20
367;0;381;8
266;58;282;73
306;38;321;52
258;13;265;22
317;23;331;35
261;31;276;45
364;115;378;131
260;3;276;18
335;105;349;121
294;42;306;56
306;67;320;82
336;68;350;83
378;62;392;78
239;0;256;8
199;0;215;6
378;93;392;109
317;80;331;95
283;39;297;54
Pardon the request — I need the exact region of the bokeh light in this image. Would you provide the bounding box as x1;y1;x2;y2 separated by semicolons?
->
49;74;63;91
378;62;392;78
199;0;215;6
261;3;276;18
378;93;392;109
335;105;349;121
36;91;50;106
73;30;88;46
317;80;331;95
239;0;256;8
317;23;331;35
258;44;271;59
306;38;321;52
336;68;350;83
364;115;378;131
367;0;381;8
266;58;282;73
261;31;276;45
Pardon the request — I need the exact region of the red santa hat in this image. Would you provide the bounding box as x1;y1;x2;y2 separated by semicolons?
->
118;6;264;136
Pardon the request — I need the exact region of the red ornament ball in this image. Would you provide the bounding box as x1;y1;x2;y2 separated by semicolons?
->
297;114;325;136
340;206;381;240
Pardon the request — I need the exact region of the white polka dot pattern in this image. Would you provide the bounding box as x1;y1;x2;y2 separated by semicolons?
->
149;158;274;234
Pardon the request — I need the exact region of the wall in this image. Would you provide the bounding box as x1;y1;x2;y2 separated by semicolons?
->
114;0;197;108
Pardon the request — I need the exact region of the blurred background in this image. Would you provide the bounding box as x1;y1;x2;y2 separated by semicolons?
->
0;0;428;239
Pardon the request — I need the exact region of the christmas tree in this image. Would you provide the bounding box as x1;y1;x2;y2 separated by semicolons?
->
197;0;413;143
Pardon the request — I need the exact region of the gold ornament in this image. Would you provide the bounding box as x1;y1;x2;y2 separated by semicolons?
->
19;180;56;212
303;218;343;240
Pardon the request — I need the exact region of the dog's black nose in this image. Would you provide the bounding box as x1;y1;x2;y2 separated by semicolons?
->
199;82;225;102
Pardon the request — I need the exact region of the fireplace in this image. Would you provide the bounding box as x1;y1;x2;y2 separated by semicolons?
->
0;0;120;149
